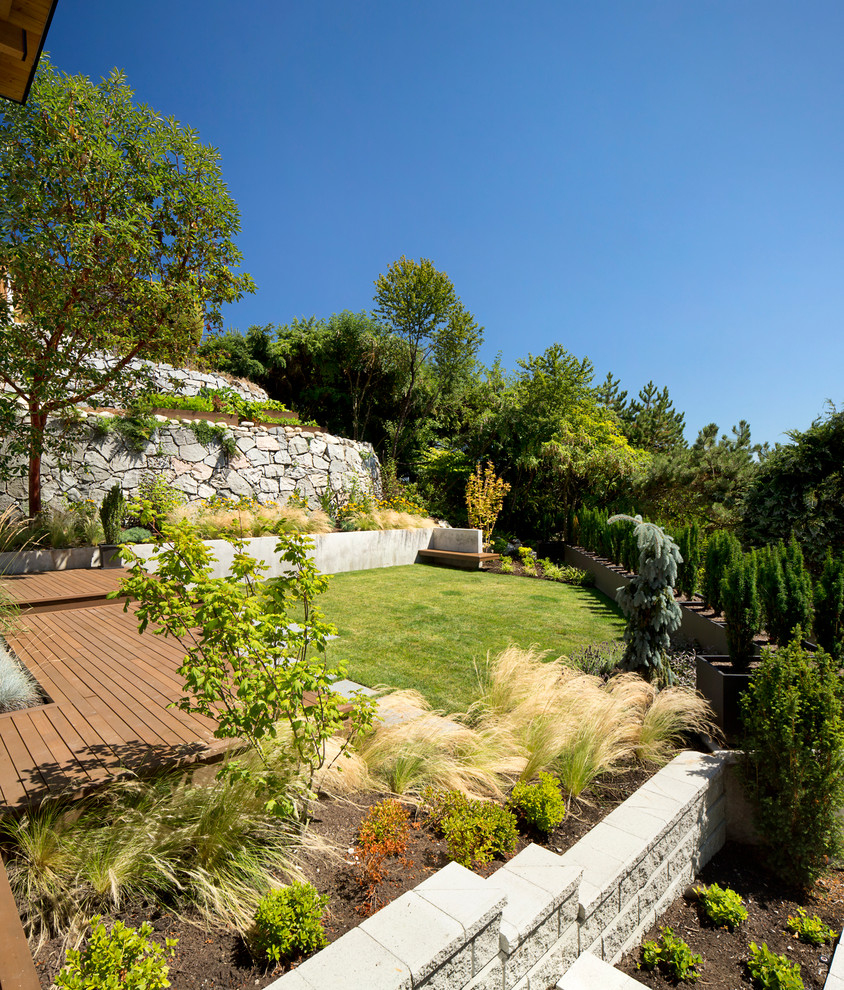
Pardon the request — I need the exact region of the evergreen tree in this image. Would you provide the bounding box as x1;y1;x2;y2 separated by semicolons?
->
610;515;682;685
702;530;741;615
721;551;761;668
813;552;844;660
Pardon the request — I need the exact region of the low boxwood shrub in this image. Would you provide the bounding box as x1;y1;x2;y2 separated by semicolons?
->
249;882;328;964
54;916;176;990
120;527;155;544
508;772;565;834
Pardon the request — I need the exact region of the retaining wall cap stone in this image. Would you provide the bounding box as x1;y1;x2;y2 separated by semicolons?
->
555;952;648;990
359;890;465;985
414;861;507;936
285;926;411;990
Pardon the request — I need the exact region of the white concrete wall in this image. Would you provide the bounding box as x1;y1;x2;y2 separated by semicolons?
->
129;528;483;578
265;751;728;990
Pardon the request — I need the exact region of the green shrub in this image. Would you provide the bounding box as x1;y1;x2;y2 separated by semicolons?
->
128;475;184;535
641;926;702;982
508;772;565;833
814;552;844;660
786;909;837;946
696;882;747;929
249;882;328;964
740;635;844;889
702;530;741;615
758;540;813;647
720;551;761;667
746;941;804;990
120;526;156;544
425;789;517;867
99;484;125;545
54;916;176;989
676;522;702;599
499;556;514;574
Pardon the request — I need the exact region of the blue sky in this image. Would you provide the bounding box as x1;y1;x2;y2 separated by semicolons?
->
43;2;844;447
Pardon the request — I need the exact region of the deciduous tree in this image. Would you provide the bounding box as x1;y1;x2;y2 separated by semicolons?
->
0;61;254;516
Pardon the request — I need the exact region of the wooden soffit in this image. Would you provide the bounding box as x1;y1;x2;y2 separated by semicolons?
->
0;0;59;104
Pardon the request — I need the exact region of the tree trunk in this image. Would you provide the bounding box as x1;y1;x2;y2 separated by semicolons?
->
27;408;47;518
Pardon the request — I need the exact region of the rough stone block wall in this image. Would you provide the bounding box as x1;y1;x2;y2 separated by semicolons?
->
86;355;270;402
264;752;728;990
0;419;380;512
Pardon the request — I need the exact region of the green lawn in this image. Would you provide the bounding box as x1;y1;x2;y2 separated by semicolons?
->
318;565;626;711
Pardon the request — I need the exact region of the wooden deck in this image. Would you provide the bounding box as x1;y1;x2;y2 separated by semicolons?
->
0;570;229;815
0;567;126;612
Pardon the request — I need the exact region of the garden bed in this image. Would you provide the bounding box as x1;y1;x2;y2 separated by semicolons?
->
617;842;842;990
28;763;658;989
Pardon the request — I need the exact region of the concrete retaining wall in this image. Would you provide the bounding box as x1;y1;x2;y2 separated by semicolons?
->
563;545;729;655
266;750;728;990
128;527;482;578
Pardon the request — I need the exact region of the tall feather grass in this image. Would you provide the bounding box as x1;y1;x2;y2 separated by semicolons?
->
347;647;718;802
1;761;311;949
170;501;334;538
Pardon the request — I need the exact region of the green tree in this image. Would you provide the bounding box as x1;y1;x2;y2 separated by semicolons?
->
119;526;373;819
610;515;682;685
813;552;844;660
373;256;483;465
598;376;686;456
0;61;254;516
632;421;762;530
741;403;844;568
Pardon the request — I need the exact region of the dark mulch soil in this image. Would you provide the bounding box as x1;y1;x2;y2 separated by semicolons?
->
31;765;656;989
617;843;844;990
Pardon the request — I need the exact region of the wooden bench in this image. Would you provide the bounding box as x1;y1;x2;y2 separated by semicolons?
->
417;549;500;570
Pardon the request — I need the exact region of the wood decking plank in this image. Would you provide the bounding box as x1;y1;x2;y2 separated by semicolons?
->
0;568;238;813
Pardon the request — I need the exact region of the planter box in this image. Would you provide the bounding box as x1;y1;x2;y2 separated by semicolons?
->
0;547;100;575
153;407;239;426
696;655;753;742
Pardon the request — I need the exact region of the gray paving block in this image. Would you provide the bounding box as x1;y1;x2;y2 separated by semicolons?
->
556;952;648;990
826;932;844;987
329;677;377;697
559;843;626;913
360;890;465;985
291;926;411;990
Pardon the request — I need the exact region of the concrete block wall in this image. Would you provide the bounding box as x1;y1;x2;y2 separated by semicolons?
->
129;528;483;578
266;751;728;990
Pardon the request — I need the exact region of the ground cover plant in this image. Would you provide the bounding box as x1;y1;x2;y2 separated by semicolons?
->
619;843;840;990
317;565;627;711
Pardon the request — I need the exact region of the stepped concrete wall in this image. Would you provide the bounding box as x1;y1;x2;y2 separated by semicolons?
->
266;751;728;990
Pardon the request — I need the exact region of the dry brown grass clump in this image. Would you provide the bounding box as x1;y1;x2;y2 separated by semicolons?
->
320;647;717;803
170;502;333;539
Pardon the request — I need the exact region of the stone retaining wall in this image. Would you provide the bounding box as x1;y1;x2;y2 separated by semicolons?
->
0;420;380;513
87;355;269;402
266;751;728;990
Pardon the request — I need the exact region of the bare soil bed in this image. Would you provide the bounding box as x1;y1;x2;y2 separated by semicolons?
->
618;842;843;990
31;765;654;989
